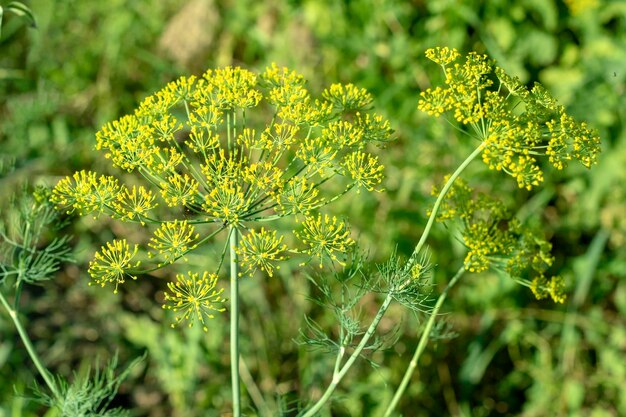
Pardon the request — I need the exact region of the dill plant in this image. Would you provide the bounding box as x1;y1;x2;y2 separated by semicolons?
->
50;64;393;414
378;47;601;416
293;48;600;416
46;48;601;416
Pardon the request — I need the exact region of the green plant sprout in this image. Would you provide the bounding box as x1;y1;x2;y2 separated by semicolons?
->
50;65;393;415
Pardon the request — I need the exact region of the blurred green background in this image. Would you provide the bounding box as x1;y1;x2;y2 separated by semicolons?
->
1;0;625;416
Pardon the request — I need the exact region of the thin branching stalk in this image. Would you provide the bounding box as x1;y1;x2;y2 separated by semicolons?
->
382;265;466;417
301;143;485;415
0;291;60;399
300;295;394;417
229;225;241;416
406;142;485;269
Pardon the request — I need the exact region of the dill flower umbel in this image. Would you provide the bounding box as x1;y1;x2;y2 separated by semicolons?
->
419;47;601;190
296;214;355;267
88;239;140;294
52;64;392;300
112;185;157;224
51;170;120;216
236;228;287;277
433;177;565;303
162;271;226;331
148;220;199;265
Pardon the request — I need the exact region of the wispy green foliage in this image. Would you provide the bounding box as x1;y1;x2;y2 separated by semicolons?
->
0;186;72;286
31;354;144;417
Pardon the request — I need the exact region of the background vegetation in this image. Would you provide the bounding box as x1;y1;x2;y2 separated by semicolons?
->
1;0;625;416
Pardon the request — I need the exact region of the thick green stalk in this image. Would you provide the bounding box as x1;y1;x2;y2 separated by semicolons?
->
382;266;466;417
0;291;60;399
229;226;241;416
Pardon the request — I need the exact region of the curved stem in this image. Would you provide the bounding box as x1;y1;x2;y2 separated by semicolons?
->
382;266;466;417
229;226;241;416
301;142;485;415
0;291;60;399
300;295;394;417
406;142;485;269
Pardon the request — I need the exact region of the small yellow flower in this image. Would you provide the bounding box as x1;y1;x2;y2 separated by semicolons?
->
530;275;566;304
322;120;364;148
112;185;157;224
418;87;452;117
261;63;305;89
148;220;199;264
260;123;299;151
164;74;197;103
146;147;184;174
296;213;355;267
163;271;226;332
236;228;288;277
342;151;385;192
203;180;252;226
96;114;156;172
243;161;283;196
355;112;394;144
201;148;247;185
295;136;338;175
277;176;321;217
322;83;373;112
424;46;460;66
160;173;199;208
51;170;120;216
88;239;140;294
199;67;263;110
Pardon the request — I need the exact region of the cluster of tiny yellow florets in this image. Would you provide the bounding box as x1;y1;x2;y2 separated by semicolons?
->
432;177;565;303
88;239;140;294
51;64;393;327
148;220;199;265
112;185;157;225
162;271;226;332
52;171;120;217
419;47;600;190
295;214;355;268
236;228;287;277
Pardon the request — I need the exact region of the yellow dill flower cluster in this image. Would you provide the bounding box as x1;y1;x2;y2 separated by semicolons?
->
88;239;140;294
236;228;287;277
51;170;121;216
148;220;199;265
419;47;601;190
112;185;157;225
162;271;226;332
51;64;391;325
432;178;565;303
295;214;355;267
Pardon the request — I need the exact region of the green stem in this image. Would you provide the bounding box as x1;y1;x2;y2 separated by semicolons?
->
301;142;485;415
382;266;466;417
300;295;394;417
406;142;485;269
229;226;241;416
0;291;60;399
